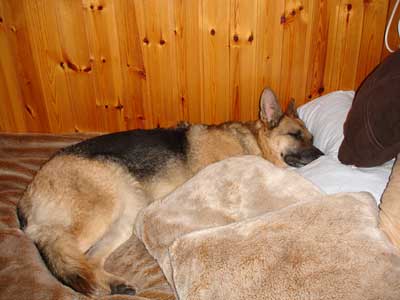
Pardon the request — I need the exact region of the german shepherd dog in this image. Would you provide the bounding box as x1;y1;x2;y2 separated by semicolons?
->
18;88;323;297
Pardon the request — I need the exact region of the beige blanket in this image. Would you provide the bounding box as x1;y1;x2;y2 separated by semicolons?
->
136;156;400;300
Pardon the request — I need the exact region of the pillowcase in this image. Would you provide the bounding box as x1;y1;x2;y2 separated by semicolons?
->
296;91;394;204
295;155;394;203
297;90;354;155
338;50;400;167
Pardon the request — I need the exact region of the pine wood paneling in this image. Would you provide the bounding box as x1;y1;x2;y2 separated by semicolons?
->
0;0;392;133
202;0;231;124
174;0;203;124
253;0;285;110
229;0;258;121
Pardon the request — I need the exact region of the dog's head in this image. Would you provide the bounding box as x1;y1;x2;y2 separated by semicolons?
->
255;88;323;168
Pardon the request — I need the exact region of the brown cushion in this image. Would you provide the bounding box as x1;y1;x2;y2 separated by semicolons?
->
338;50;400;167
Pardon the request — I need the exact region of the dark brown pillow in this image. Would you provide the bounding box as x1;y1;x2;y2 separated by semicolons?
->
338;50;400;167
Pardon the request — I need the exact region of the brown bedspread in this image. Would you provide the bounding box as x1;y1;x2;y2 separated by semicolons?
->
0;133;174;300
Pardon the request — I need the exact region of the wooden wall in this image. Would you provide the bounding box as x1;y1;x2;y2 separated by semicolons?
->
0;0;393;133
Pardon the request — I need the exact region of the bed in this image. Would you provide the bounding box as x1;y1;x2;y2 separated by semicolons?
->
0;88;399;300
1;51;400;300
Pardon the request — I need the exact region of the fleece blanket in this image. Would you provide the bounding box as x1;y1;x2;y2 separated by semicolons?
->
380;154;400;248
136;156;400;300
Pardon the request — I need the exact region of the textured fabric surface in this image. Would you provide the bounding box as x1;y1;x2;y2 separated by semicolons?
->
169;193;400;300
0;133;174;300
380;154;400;249
137;156;400;300
136;156;322;284
339;50;400;167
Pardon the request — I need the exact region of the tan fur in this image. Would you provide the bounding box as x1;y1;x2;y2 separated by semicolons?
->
20;156;149;295
185;123;262;173
252;117;312;167
18;88;319;297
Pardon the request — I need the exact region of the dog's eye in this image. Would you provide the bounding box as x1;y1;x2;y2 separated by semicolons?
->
288;131;302;140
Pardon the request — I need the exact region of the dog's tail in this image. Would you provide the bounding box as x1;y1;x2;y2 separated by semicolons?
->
28;225;97;295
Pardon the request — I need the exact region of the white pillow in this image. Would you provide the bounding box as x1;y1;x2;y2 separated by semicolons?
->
295;155;393;203
297;91;354;155
295;91;394;204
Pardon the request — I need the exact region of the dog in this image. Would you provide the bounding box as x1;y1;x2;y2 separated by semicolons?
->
17;88;323;297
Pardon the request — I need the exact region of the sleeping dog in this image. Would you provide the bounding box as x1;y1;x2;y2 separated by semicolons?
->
18;88;323;297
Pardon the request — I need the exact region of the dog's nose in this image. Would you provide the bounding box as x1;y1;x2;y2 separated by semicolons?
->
284;146;324;168
303;146;324;161
312;146;324;157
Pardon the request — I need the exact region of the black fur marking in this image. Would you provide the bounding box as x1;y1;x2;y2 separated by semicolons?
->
110;283;136;295
16;205;27;230
60;128;189;180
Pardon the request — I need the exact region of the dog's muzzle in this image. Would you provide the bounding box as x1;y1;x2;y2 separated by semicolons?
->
284;146;324;168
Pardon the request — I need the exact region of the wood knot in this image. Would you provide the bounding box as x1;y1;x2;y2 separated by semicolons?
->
136;69;146;79
248;34;254;42
115;103;124;110
210;28;216;35
233;34;239;42
143;37;149;45
25;104;34;117
318;87;325;94
66;60;79;72
82;65;92;73
347;3;352;11
159;39;166;45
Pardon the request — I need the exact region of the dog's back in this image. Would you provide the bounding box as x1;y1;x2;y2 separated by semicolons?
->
18;127;196;296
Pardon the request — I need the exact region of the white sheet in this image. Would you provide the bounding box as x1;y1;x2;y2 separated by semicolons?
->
294;91;394;204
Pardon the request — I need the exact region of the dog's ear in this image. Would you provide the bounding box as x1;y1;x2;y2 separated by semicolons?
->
259;88;283;128
286;98;299;118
